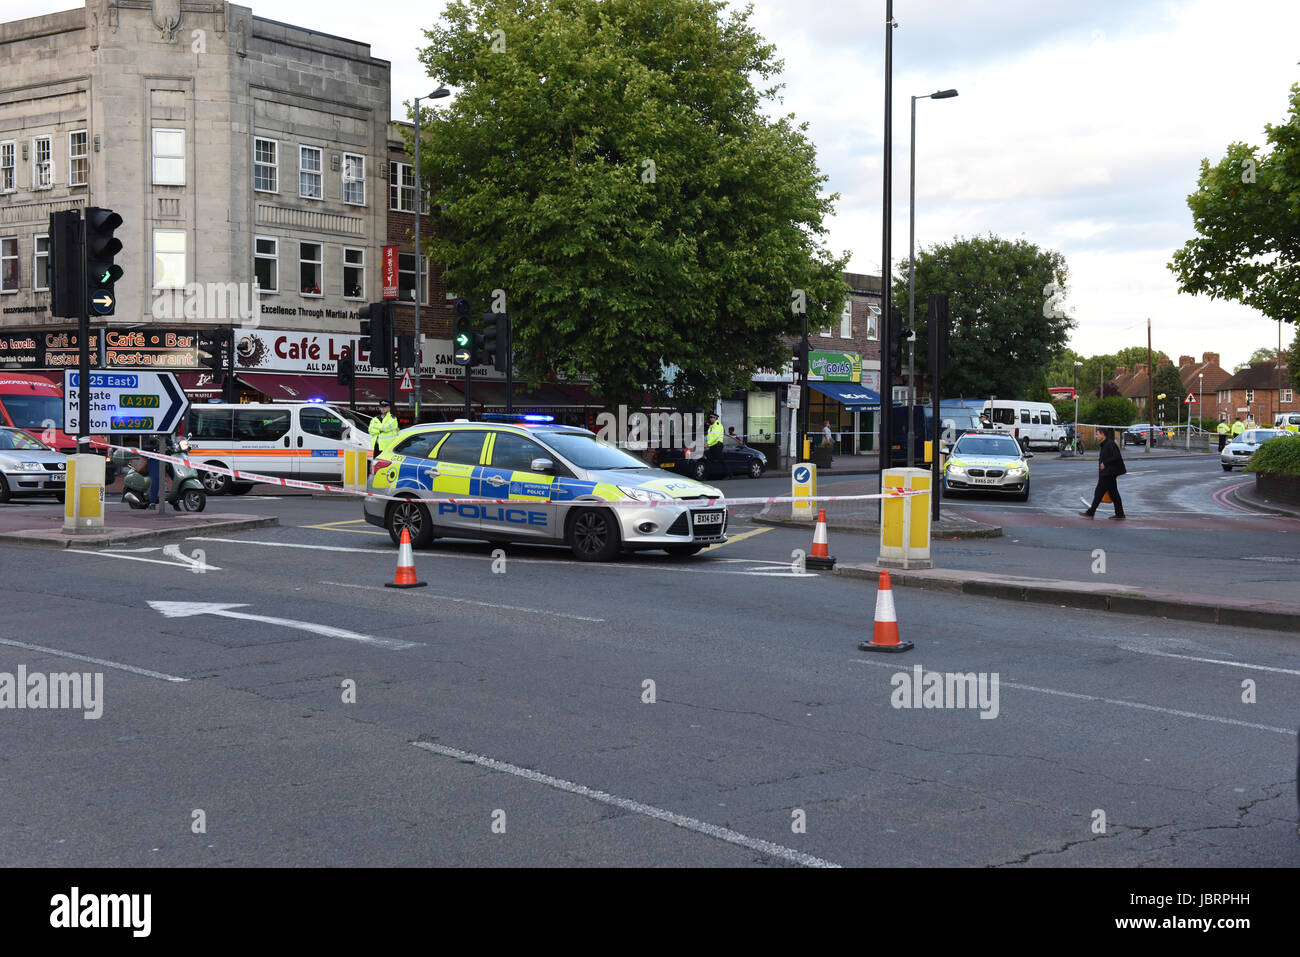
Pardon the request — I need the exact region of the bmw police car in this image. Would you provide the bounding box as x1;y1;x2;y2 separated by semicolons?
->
363;417;728;561
941;431;1031;500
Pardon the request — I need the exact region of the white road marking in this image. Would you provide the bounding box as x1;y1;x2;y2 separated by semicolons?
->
411;741;841;868
148;600;416;651
1119;647;1300;677
851;659;1294;735
321;581;607;622
70;549;222;570
0;637;188;682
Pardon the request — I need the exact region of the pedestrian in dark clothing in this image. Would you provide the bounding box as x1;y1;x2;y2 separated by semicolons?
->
1079;427;1126;519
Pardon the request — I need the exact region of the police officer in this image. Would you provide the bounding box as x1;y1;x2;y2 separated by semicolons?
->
369;399;399;455
1231;416;1245;440
1217;419;1230;452
704;411;734;479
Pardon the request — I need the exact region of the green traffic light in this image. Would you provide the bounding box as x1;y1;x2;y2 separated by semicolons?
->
454;332;470;347
96;269;111;284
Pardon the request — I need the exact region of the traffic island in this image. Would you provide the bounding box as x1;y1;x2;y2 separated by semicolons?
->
753;500;1001;539
0;507;277;549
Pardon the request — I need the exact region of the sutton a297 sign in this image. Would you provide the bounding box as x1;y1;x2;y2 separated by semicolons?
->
63;370;189;434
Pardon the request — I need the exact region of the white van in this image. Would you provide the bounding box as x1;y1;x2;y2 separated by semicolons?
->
1273;412;1300;434
981;400;1066;451
186;402;370;494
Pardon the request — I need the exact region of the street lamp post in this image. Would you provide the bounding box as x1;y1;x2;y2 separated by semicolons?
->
906;88;958;469
412;86;450;423
1073;361;1083;449
1198;372;1204;449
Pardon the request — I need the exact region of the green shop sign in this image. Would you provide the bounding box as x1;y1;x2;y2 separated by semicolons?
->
808;351;861;382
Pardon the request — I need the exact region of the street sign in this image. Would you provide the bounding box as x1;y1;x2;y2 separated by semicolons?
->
792;462;817;520
398;369;413;391
63;370;189;434
90;292;114;315
454;347;472;365
786;383;800;409
1185;392;1196;404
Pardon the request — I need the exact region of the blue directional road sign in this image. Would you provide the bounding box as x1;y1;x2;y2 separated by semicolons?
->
90;292;115;315
64;370;190;434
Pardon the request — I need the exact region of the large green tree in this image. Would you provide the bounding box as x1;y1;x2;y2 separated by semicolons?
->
1169;81;1300;327
901;234;1073;398
415;0;846;405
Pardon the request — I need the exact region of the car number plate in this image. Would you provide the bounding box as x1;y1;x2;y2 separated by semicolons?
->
971;477;998;485
693;511;724;526
49;474;65;483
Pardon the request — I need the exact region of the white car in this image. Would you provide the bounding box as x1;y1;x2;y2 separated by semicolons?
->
0;427;67;503
1220;429;1287;471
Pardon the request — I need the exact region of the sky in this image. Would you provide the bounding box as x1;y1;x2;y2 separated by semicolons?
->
15;0;1300;372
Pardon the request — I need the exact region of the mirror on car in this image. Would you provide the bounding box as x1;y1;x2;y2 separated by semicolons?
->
530;458;554;473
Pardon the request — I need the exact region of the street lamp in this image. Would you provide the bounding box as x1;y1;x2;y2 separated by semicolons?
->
412;85;450;422
906;87;958;468
1198;372;1204;448
1073;360;1083;448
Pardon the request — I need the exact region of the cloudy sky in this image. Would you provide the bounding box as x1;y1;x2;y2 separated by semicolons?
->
22;0;1300;370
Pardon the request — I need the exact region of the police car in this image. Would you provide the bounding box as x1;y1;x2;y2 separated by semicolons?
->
941;431;1031;500
362;417;728;561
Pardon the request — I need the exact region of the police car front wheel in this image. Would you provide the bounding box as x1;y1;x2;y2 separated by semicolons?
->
388;498;434;548
568;508;621;562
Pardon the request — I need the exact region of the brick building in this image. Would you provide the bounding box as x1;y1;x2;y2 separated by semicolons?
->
1217;356;1295;427
1176;352;1230;422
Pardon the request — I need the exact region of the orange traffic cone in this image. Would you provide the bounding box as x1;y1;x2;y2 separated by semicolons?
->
385;528;427;588
806;508;836;569
858;570;913;653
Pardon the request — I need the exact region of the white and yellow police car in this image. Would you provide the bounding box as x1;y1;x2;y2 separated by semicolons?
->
941;431;1031;501
363;416;728;561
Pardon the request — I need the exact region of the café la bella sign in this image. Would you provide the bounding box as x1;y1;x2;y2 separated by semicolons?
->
234;329;504;379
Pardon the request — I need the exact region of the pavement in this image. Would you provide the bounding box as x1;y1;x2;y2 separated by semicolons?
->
1232;475;1300;518
0;500;277;548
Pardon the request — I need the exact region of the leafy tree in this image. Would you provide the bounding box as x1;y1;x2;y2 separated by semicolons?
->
415;0;847;405
1290;327;1300;388
902;234;1073;398
1151;363;1186;425
1088;396;1139;426
1168;82;1300;330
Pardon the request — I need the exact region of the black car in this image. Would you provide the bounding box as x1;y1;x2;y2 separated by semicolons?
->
651;436;767;480
1123;424;1164;446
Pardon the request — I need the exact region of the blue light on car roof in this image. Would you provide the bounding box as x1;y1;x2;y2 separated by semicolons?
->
481;413;555;423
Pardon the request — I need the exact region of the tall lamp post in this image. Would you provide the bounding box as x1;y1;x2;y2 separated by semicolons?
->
1197;371;1203;449
906;88;958;469
1073;360;1083;447
412;86;450;423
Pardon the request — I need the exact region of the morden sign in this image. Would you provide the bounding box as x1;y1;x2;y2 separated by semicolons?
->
63;370;190;434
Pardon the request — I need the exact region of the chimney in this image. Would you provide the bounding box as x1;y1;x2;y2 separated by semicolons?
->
1202;352;1219;366
1157;356;1170;367
1115;366;1127;377
1134;363;1148;374
1179;355;1194;367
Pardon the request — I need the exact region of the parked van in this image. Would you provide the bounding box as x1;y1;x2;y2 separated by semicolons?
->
0;373;76;453
186;401;369;493
1273;412;1300;434
981;400;1066;451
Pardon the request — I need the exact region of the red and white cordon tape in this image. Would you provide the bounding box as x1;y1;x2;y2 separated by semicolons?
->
90;439;924;508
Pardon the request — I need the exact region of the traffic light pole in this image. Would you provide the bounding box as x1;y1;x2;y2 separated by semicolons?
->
463;364;471;418
879;0;895;508
799;314;809;457
76;213;89;450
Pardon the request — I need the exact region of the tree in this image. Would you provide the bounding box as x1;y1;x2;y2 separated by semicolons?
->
1290;327;1300;389
415;0;847;405
1151;363;1185;425
1168;82;1300;330
901;234;1073;398
1088;396;1139;426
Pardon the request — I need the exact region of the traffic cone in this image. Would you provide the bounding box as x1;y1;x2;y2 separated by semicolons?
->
385;528;427;588
858;570;913;653
806;508;836;570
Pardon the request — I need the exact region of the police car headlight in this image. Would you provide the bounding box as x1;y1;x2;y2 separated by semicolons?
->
15;461;43;471
946;464;966;476
618;486;669;503
1007;465;1027;475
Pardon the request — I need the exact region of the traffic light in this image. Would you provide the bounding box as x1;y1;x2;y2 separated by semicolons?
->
887;306;904;378
481;313;510;373
337;355;354;386
928;294;950;375
471;331;489;367
397;333;416;369
453;298;473;366
359;301;392;368
84;207;123;318
791;340;809;376
48;210;82;320
197;329;228;383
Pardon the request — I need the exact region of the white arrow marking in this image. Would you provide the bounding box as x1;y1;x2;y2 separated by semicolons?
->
147;601;416;650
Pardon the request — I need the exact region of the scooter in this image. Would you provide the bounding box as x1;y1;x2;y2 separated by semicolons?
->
122;437;207;512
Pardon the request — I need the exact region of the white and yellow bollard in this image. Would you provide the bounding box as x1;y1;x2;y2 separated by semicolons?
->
62;453;106;533
791;461;817;521
878;467;932;569
343;447;371;491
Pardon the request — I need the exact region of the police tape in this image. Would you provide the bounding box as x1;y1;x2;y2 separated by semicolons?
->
89;439;925;507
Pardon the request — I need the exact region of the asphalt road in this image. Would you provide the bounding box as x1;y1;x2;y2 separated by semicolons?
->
1;456;1296;867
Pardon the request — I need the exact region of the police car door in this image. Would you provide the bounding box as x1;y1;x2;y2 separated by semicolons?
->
478;431;558;540
414;430;487;536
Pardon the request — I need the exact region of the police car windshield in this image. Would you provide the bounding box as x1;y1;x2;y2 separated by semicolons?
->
541;431;649;470
953;436;1022;457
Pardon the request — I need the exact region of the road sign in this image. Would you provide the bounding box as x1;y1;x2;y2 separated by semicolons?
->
1185;392;1197;404
454;347;472;365
63;370;189;434
792;462;816;520
786;384;800;409
398;369;413;391
90;292;114;315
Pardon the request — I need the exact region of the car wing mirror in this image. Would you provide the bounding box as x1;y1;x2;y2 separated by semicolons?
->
530;458;554;473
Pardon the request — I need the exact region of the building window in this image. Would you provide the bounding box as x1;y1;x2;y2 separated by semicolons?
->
0;142;13;192
1;237;17;292
68;130;88;186
299;146;322;199
34;235;50;291
254;138;278;193
398;252;426;304
342;153;365;205
390;162;415;211
866;304;880;340
343;247;364;299
153;229;186;288
254;236;278;293
152;129;185;185
840;299;852;338
32;136;54;189
300;242;322;295
1283;389;1294;404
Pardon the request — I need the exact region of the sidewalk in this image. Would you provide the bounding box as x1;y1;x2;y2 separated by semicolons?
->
0;502;276;549
1231;476;1300;518
766;453;880;478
